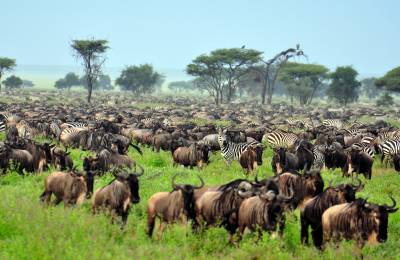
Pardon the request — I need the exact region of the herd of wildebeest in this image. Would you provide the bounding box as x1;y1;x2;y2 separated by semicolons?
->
0;98;399;250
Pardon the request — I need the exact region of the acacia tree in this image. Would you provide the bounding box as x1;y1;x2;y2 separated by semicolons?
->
186;48;262;105
252;45;306;105
0;57;16;92
279;62;328;105
71;39;109;103
375;66;400;93
116;64;164;95
327;66;361;106
3;75;23;89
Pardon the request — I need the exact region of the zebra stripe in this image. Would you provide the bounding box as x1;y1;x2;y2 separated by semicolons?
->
352;143;375;158
322;119;343;129
311;145;326;170
60;122;88;129
218;134;260;164
263;131;299;148
381;140;400;157
0;121;6;132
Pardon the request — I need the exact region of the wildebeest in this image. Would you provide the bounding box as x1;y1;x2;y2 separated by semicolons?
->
275;170;324;210
172;143;209;168
146;174;204;239
40;170;91;207
344;146;374;179
322;196;398;247
92;147;140;173
195;179;258;240
300;180;364;248
42;143;73;171
92;166;144;228
239;146;258;174
236;188;293;241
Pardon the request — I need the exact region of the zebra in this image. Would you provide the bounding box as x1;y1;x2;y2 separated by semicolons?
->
50;121;62;140
262;130;299;148
380;140;400;167
0;120;6;132
352;142;375;158
218;132;261;165
141;118;160;129
322;119;344;129
311;144;326;170
60;122;88;130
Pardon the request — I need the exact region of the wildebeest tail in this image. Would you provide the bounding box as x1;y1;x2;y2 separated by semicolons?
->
129;143;143;155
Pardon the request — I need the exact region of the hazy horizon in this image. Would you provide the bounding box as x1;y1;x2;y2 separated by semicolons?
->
2;0;399;87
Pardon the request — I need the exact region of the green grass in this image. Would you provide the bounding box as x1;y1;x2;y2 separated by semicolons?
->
0;139;400;259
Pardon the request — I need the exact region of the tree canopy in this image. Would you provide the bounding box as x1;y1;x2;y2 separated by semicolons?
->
361;77;380;99
186;48;262;105
3;75;23;89
327;66;361;106
22;80;34;88
116;64;164;95
54;72;80;90
71;39;109;102
279;62;328;105
375;66;400;93
0;57;16;92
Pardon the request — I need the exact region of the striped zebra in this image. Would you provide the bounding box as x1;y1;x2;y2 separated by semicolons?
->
60;122;88;130
0;120;6;132
218;132;261;165
50;121;62;140
286;119;313;130
262;130;299;148
311;144;327;170
352;142;375;158
322;119;344;129
380;140;400;167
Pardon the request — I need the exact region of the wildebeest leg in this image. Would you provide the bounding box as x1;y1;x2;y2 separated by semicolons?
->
121;210;129;230
53;196;62;206
312;225;323;249
300;217;309;244
157;222;166;240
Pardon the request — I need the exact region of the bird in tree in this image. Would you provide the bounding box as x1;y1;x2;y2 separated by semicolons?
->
0;57;16;92
71;39;109;103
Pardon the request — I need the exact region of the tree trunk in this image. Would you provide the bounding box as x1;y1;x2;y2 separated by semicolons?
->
87;76;93;103
215;91;219;105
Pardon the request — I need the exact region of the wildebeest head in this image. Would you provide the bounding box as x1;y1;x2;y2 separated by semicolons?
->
172;174;205;219
327;178;364;203
83;156;100;172
303;170;324;197
272;147;287;174
113;165;144;204
362;196;398;243
253;144;263;166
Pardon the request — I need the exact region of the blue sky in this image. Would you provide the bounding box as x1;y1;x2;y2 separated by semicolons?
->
1;0;399;76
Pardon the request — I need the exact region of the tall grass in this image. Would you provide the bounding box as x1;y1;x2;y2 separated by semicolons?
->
0;140;399;259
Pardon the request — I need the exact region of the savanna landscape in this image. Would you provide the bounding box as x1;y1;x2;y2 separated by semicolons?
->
1;1;400;259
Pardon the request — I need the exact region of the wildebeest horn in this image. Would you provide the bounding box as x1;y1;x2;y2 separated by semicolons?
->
193;175;205;189
277;188;294;202
385;195;398;212
134;164;144;177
